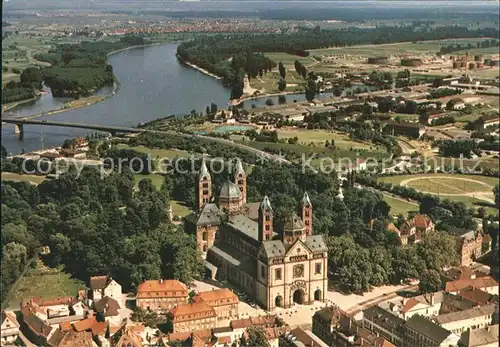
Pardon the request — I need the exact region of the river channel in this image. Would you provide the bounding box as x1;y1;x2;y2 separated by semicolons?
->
2;42;359;154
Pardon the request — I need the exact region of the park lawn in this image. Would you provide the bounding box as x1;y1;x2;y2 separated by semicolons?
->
264;52;315;68
116;144;191;160
249;71;305;93
437;195;497;215
6;261;86;310
277;129;381;151
383;195;419;217
406;178;491;195
133;173;165;189
171;200;192;218
1;172;46;185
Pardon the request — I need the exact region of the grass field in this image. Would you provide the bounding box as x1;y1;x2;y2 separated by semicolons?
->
249;70;305;93
6;261;86;310
379;174;499;188
116;144;191;159
383;195;419;216
1;172;46;185
277;129;382;151
171;200;192;218
133;173;165;189
378;173;497;213
264;52;316;68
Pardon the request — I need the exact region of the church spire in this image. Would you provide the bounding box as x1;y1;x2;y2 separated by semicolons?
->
197;158;212;210
258;196;273;242
300;191;312;236
234;159;247;204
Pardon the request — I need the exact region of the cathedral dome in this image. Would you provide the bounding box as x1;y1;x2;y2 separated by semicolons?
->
219;181;241;200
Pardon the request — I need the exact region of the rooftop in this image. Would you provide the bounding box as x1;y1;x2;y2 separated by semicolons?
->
445;276;498;293
460;324;498;347
90;275;111;290
363;305;406;331
433;303;496;325
405;315;452;344
169;302;216;322
191;288;239;305
136;279;187;298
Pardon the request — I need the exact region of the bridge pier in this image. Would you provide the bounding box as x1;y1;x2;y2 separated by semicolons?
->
14;124;24;136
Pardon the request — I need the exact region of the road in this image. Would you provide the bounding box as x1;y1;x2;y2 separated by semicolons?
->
397;139;417;155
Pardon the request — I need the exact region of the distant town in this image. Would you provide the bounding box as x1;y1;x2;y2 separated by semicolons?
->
1;1;499;347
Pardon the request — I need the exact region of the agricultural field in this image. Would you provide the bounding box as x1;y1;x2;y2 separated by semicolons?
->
5;261;86;310
1;172;46;185
307;38;494;57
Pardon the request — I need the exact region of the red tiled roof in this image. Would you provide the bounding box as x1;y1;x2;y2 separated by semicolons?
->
458;287;495;305
230;315;277;330
136;280;188;299
401;298;420;313
168;332;191;342
91;321;108;336
72;317;96;332
445;276;498;292
59;322;72;332
169;302;216;323
191;288;239;306
413;214;433;229
21;305;52;338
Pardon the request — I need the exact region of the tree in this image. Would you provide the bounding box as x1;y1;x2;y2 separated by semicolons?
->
278;78;286;92
210;103;218;114
244;327;270;347
494;185;500;207
419;269;442;293
265;98;274;106
278;62;286;79
416;232;459;271
305;79;317;102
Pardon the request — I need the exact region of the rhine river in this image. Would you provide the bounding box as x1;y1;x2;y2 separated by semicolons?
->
2;42;333;154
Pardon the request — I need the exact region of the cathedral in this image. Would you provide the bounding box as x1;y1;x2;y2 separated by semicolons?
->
185;159;328;311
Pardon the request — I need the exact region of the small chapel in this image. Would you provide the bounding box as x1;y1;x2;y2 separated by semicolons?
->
184;159;328;311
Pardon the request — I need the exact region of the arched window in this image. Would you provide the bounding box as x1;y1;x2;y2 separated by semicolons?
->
202;232;208;241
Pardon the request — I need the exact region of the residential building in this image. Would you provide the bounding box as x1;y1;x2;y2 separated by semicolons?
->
1;311;20;346
457;286;497;305
432;303;496;335
444;276;498;295
110;324;143;347
381;120;426;139
47;329;96;347
454;230;483;266
404;314;460;347
459;324;498;347
362;305;406;345
312;306;347;346
398;214;435;246
136;279;188;313
185;159;328;311
287;327;329;347
168;301;217;333
191;288;239;319
379;293;443;320
89;275;122;303
93;296;121;325
441;266;489;283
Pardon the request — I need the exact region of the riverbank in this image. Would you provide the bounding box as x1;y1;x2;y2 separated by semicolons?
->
6;43;161;119
176;55;223;80
2;94;42;112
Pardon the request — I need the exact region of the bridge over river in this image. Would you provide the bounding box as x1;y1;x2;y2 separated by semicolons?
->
2;118;290;164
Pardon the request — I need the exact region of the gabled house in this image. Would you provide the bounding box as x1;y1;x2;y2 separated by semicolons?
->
90;275;122;304
93;296;121;325
404;314;460;347
398;214;435;246
191;288;239;319
1;311;20;346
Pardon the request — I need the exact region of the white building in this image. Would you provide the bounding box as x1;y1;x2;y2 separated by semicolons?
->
89;276;122;304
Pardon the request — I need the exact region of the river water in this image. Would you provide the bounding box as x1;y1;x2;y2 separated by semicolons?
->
2;42;360;154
